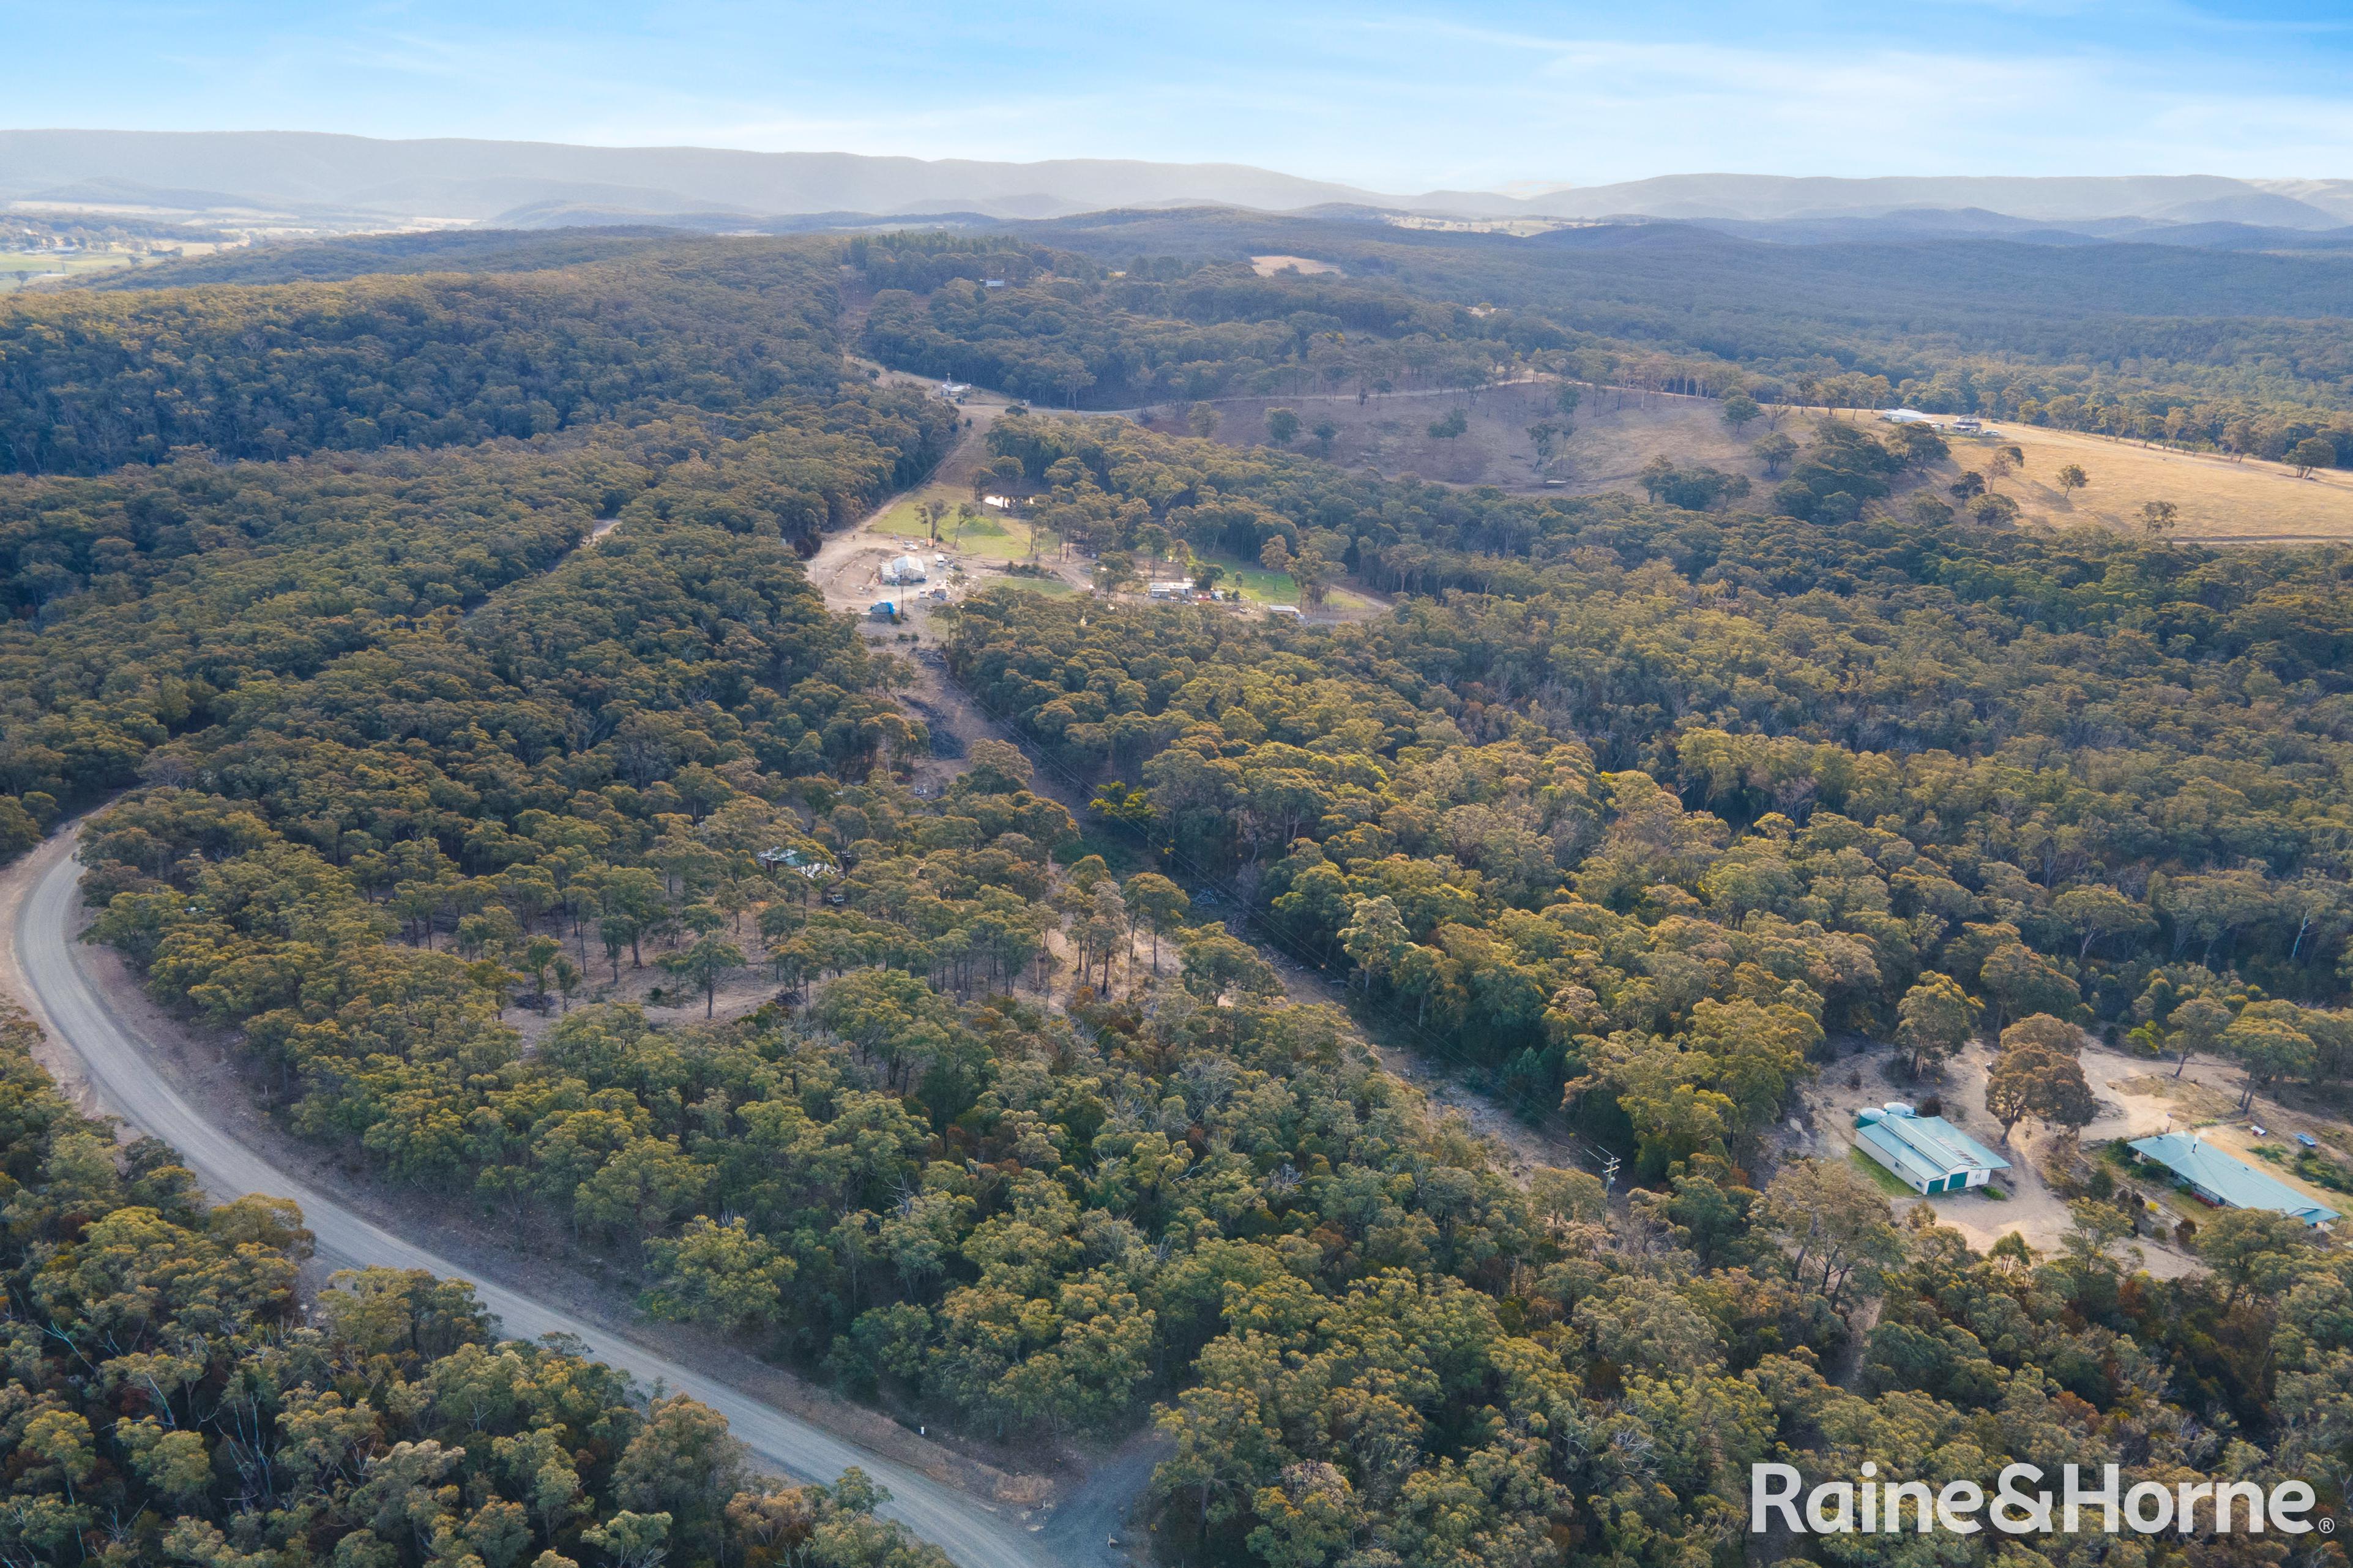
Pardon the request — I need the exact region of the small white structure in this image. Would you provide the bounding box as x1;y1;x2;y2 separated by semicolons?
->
881;553;928;584
982;494;1014;510
1880;408;1941;426
1266;604;1304;619
1147;580;1195;601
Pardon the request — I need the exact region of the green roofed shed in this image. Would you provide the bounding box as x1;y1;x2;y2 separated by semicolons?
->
2127;1132;2338;1226
1854;1108;2010;1195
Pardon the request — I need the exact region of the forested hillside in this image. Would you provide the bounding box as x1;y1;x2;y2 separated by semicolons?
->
0;240;857;474
83;229;687;289
0;998;946;1568
859;222;2353;465
0;399;949;843
855;234;1553;409
949;411;2353;1133
8;225;2353;1568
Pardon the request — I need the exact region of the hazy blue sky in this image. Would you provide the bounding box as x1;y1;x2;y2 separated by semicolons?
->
12;1;2353;189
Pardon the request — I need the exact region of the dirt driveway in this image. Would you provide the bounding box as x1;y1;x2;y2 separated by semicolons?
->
1792;1037;2204;1278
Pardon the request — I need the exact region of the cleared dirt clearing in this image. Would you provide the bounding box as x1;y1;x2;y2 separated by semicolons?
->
1249;254;1343;276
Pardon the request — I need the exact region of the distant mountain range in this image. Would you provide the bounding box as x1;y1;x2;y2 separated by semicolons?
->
5;129;2351;236
1495;173;2353;229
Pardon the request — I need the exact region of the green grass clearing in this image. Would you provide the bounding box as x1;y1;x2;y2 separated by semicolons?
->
0;252;136;291
873;488;1045;564
1180;554;1381;614
1206;558;1302;606
988;573;1077;599
946;512;1044;564
1319;584;1383;614
869;488;953;542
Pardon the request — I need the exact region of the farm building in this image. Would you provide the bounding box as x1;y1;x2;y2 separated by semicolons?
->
1854;1105;2010;1195
881;554;928;584
1147;580;1195;600
758;846;837;882
2127;1132;2339;1226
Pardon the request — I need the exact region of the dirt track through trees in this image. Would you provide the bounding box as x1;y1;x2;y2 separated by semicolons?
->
0;827;1089;1568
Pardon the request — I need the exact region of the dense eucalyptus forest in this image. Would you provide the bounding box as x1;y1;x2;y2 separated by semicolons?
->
2;223;2352;1568
0;998;945;1568
855;225;2353;466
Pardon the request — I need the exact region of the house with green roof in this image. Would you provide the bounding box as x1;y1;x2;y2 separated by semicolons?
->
2127;1131;2339;1227
1854;1106;2011;1195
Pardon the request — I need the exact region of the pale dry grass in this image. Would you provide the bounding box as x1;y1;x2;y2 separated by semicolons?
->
1562;398;2353;544
1138;378;2353;543
1556;389;1766;488
1940;422;2353;543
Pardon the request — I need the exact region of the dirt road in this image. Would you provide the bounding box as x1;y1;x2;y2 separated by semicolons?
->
1796;1036;2204;1278
0;827;1064;1568
802;384;1103;818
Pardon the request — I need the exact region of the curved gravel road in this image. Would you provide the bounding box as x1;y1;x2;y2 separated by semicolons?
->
6;830;1048;1568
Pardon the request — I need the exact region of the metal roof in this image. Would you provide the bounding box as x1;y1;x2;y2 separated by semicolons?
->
1855;1113;2011;1187
2128;1132;2340;1225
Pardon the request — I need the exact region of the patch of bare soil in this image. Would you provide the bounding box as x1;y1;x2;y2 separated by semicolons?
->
1797;1031;2353;1275
1149;380;1778;496
505;925;788;1048
1249;255;1344;277
1790;1037;2202;1279
2107;1072;2238;1126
